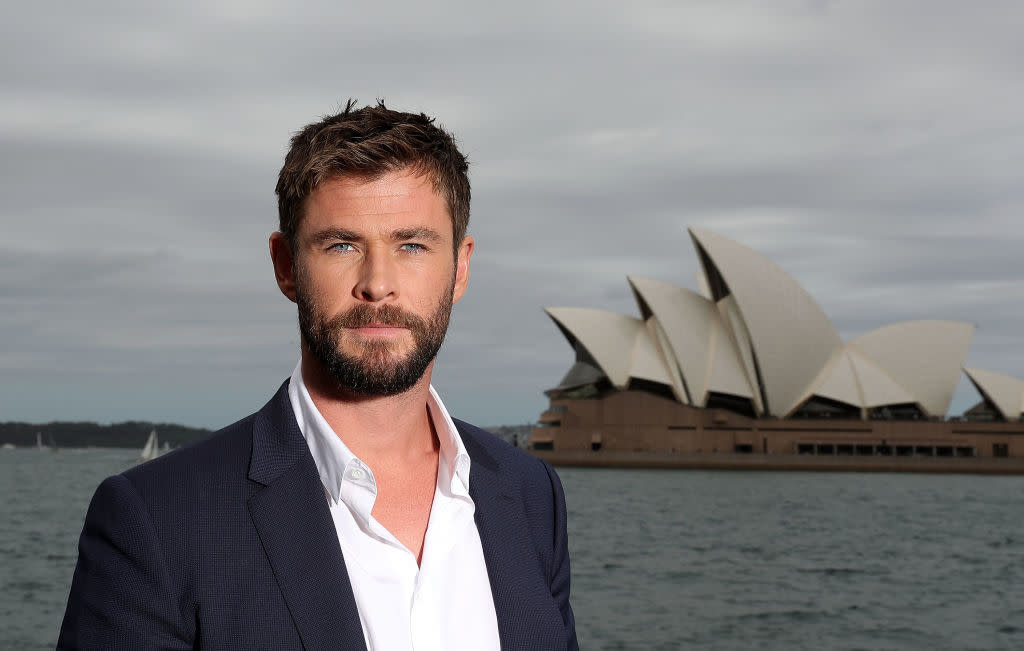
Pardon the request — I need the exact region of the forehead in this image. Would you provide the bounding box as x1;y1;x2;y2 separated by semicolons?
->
300;171;452;239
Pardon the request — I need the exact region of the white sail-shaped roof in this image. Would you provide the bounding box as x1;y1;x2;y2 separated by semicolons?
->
695;272;712;300
545;307;638;388
788;346;918;416
645;319;690;404
716;295;764;413
544;307;671;390
963;367;1024;420
846;348;917;408
628;276;713;403
628;322;674;387
629;276;754;407
689;228;842;416
544;228;979;423
850;320;974;417
806;350;862;409
706;322;757;404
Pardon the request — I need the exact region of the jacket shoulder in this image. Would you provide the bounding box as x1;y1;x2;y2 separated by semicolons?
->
121;380;296;496
453;419;551;476
121;412;257;496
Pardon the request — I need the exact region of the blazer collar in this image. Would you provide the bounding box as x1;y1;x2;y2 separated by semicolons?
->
458;421;555;651
247;381;367;651
248;380;308;486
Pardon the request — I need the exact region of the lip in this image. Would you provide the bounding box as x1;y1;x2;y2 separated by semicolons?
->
349;324;408;337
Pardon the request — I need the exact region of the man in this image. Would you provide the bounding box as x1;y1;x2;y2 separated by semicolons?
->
58;101;578;650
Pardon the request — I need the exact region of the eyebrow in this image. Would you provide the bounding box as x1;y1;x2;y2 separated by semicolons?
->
390;227;444;243
308;226;445;246
309;228;361;246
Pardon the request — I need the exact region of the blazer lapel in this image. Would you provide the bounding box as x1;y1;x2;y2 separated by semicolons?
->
247;383;367;651
460;425;547;651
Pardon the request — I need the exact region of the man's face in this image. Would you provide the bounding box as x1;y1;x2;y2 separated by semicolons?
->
288;170;472;396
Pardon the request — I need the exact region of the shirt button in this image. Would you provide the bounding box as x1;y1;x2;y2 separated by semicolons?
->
349;467;365;480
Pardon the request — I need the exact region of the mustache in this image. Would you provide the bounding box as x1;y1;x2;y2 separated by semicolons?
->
332;303;426;331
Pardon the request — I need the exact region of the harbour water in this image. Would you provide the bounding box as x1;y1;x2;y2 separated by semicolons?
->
3;448;1023;649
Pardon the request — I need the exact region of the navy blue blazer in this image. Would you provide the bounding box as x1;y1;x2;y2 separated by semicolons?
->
58;381;578;650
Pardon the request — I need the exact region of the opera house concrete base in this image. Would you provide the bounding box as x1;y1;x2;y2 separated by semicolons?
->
529;390;1024;474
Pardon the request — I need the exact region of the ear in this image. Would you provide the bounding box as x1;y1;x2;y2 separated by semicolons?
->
269;232;298;303
452;235;474;304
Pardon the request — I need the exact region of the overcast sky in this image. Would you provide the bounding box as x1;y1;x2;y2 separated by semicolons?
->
3;1;1022;428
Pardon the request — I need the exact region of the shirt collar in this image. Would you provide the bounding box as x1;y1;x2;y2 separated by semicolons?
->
427;383;472;498
287;361;472;509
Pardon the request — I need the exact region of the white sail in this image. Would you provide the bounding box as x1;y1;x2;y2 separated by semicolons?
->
139;430;160;463
36;432;44;450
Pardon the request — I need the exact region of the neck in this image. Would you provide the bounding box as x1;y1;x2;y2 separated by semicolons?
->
300;350;439;468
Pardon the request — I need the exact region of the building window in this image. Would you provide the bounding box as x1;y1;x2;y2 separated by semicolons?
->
793;396;861;420
994;443;1009;458
705;392;758;418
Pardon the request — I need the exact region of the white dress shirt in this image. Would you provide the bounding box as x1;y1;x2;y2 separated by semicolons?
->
287;362;500;651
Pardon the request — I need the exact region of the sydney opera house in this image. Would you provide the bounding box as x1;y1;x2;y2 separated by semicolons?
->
531;229;1024;466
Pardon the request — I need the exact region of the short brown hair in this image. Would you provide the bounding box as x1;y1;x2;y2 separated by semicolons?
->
276;100;470;252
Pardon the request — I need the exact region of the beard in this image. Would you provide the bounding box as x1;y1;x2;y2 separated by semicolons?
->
296;275;455;397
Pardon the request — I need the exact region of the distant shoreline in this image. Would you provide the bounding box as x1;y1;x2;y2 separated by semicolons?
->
0;421;532;449
0;421;212;449
530;449;1024;475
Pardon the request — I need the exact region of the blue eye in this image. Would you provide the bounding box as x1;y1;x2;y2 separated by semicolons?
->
329;243;355;252
401;243;427;252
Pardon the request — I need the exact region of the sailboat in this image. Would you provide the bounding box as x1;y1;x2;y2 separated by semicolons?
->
37;432;44;450
138;430;161;463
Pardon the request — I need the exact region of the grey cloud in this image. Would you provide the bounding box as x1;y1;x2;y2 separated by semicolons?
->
3;0;1024;426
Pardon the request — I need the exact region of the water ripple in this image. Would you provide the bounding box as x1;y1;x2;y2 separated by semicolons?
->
563;468;1024;651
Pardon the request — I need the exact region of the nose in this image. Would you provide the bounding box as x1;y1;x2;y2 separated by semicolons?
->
353;247;397;302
